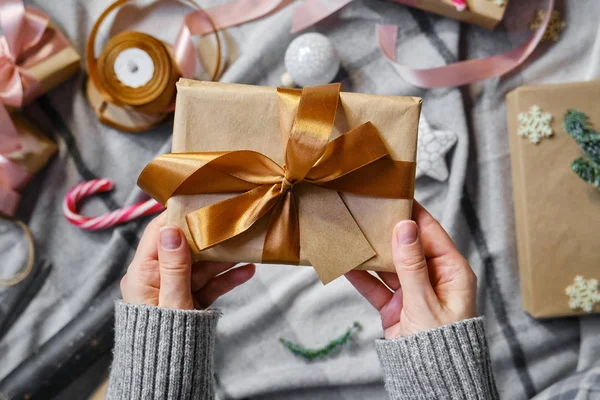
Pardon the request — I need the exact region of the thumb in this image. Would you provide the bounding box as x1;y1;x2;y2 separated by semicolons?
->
392;220;436;304
157;226;194;310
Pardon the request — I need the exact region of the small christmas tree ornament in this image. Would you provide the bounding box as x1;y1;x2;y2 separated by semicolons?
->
529;9;565;42
565;275;600;313
282;33;340;87
563;110;600;190
517;105;554;144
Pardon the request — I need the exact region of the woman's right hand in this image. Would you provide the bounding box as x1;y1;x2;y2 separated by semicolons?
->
120;212;256;310
346;201;477;339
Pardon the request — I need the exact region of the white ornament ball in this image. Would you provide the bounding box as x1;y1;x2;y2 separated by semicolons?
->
284;33;340;87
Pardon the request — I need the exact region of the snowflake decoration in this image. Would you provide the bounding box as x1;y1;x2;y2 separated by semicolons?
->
565;275;600;313
529;9;566;42
517;105;554;144
416;117;457;181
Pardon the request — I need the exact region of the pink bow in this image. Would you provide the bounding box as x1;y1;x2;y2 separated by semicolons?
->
0;0;48;154
0;0;47;215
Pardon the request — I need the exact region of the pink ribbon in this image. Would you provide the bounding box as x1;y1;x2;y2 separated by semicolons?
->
292;0;555;88
0;0;49;154
174;0;294;78
0;0;55;215
0;156;30;216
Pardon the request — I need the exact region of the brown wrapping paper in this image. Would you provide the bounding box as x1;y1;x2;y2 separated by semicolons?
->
167;79;421;275
7;114;58;178
507;81;600;318
20;25;81;105
414;0;507;29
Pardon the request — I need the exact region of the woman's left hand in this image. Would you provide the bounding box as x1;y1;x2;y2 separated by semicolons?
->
120;212;256;310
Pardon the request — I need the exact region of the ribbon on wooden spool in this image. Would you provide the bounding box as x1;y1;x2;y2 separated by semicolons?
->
85;0;221;132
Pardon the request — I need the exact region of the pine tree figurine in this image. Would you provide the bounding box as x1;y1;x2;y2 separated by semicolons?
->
563;110;600;190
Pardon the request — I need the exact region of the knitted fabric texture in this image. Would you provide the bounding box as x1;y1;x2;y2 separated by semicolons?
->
106;302;220;400
375;317;499;400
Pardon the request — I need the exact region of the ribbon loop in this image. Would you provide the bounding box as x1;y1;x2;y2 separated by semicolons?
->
139;84;416;281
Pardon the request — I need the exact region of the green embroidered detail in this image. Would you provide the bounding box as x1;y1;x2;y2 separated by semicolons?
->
563;110;600;190
280;321;362;361
566;275;600;313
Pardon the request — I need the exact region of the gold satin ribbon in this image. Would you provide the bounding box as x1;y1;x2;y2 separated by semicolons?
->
138;83;415;277
85;0;221;132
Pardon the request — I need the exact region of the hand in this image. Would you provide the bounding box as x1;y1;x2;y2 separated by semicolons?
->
120;212;256;310
345;201;477;339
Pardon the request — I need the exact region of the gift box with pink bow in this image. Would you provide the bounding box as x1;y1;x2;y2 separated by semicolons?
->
1;0;80;216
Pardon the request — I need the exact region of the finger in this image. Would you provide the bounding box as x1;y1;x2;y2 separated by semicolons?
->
376;271;400;291
412;201;461;260
345;270;393;311
194;264;256;308
191;261;237;292
392;220;438;305
132;212;167;264
157;225;194;310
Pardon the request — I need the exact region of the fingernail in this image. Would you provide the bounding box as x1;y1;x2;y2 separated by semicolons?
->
160;226;182;250
395;221;417;245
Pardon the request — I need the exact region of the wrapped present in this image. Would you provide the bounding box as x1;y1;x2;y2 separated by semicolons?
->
139;80;421;283
0;115;57;216
0;1;80;110
399;0;508;29
291;0;508;32
506;81;600;318
1;0;80;153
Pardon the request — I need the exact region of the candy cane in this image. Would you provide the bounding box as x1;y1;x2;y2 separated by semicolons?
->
63;179;164;230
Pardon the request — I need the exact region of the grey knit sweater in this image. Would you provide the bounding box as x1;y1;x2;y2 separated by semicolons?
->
107;302;499;399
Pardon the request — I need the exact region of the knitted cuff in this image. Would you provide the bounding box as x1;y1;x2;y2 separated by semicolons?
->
375;317;499;400
107;301;221;400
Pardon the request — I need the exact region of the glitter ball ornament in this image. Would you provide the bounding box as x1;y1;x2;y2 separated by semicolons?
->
283;33;340;87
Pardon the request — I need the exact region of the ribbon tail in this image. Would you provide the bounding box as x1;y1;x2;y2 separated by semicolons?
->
376;0;555;88
186;184;282;252
0;105;22;153
262;190;300;264
290;0;353;33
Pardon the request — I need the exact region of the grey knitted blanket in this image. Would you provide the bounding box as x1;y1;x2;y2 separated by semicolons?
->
1;0;599;399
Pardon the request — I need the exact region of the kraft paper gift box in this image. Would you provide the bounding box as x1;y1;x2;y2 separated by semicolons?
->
403;0;508;29
507;81;600;318
0;115;57;216
139;79;421;283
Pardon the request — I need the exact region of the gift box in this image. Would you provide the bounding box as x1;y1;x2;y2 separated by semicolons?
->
0;115;58;216
402;0;508;29
139;80;421;283
1;6;80;111
507;81;600;318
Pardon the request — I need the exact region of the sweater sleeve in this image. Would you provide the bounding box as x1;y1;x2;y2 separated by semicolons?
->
106;301;220;400
375;317;499;400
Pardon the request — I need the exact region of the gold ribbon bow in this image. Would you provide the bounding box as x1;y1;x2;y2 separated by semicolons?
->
138;83;415;283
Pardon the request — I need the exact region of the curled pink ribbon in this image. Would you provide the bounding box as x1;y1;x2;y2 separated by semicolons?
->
292;0;555;88
174;0;294;78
